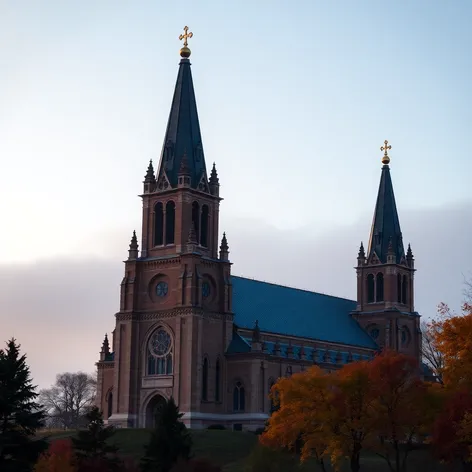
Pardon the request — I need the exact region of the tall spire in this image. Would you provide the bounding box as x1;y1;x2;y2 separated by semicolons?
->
156;26;208;191
367;140;405;264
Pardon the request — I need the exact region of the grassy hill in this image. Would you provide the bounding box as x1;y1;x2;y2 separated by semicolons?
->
41;428;460;472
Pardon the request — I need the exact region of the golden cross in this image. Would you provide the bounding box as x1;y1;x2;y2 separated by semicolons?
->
179;26;193;47
380;139;391;157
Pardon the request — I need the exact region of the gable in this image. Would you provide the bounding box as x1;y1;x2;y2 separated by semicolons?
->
231;276;377;349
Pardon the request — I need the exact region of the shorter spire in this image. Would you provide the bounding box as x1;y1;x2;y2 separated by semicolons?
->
128;230;139;260
209;163;219;184
219;232;229;261
100;334;110;361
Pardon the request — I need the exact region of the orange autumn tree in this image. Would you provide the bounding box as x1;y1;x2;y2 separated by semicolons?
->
367;350;438;472
261;362;375;472
34;439;77;472
261;366;331;471
431;302;472;388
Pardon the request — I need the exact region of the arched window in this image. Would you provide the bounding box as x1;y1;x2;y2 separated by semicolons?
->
401;326;410;347
402;275;408;304
165;201;175;245
367;274;375;303
202;358;208;401
215;359;220;402
147;328;173;376
192;201;200;244
376;273;384;302
154;202;164;246
200;205;209;247
397;274;402;303
233;381;245;412
107;390;113;419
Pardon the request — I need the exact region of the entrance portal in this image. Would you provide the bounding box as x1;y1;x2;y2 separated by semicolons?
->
145;394;166;428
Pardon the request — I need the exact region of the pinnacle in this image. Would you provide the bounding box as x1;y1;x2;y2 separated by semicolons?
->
358;241;365;258
144;160;155;182
209;162;219;184
220;232;229;251
129;230;138;249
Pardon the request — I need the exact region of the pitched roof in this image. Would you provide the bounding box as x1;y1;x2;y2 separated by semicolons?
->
231;276;377;349
367;164;405;263
156;57;207;189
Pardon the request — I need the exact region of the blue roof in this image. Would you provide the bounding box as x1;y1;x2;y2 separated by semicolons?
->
231;276;377;349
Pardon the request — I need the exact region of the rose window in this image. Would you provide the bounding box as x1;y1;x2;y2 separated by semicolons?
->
147;329;173;375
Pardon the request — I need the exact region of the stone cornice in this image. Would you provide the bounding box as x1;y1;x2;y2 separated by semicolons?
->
115;308;234;322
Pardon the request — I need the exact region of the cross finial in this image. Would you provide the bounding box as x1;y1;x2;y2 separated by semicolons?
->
179;26;193;47
380;139;392;165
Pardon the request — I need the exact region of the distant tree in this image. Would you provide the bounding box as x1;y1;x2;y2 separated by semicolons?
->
39;372;96;429
34;439;77;472
421;319;444;384
0;338;47;472
141;397;192;472
71;406;119;471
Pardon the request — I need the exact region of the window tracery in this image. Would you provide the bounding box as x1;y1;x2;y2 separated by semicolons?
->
147;328;173;375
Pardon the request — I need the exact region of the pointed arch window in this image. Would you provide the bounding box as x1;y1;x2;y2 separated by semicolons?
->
367;274;375;303
165;201;175;245
215;359;220;402
154;202;164;246
107;390;113;419
147;328;173;376
233;381;245;412
200;205;209;247
402;275;408;304
376;273;384;302
202;358;208;401
192;201;200;244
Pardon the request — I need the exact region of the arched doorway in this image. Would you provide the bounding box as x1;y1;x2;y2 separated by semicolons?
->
145;394;166;428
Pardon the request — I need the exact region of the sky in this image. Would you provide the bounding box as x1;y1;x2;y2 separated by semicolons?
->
0;1;471;389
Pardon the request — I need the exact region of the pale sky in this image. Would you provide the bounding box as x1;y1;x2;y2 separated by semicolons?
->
1;1;471;389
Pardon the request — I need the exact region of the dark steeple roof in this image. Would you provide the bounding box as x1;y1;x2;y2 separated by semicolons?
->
367;163;405;264
155;57;207;189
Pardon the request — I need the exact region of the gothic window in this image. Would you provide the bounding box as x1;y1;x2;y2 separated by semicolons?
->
215;359;220;402
192;201;200;244
376;273;384;302
397;274;402;303
402;275;408;304
233;381;245;412
154;202;164;246
202;358;208;401
367;274;375;303
107;390;113;419
147;328;173;376
200;205;209;247
165;201;175;245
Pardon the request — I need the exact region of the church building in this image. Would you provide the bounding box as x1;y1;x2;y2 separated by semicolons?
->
96;29;422;430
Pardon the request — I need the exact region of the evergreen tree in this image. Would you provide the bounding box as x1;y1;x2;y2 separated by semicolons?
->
0;338;47;472
71;406;119;470
141;397;192;472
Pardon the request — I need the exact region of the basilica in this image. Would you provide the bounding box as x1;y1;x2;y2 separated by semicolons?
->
96;29;422;430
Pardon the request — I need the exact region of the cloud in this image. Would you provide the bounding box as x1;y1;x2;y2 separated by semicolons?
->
1;200;470;389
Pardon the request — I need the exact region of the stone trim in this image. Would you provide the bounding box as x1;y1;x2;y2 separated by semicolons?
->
116;309;233;322
181;412;269;421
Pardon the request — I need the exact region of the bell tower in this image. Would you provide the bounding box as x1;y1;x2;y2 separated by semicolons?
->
105;28;233;429
352;141;421;360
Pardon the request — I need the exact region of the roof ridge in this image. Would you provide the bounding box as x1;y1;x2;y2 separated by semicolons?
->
232;275;355;303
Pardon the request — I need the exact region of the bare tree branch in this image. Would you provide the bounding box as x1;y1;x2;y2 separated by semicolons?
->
39;372;96;429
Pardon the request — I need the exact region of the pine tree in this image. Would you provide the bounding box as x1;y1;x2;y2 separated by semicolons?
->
71;406;119;470
141;397;192;472
0;338;47;472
